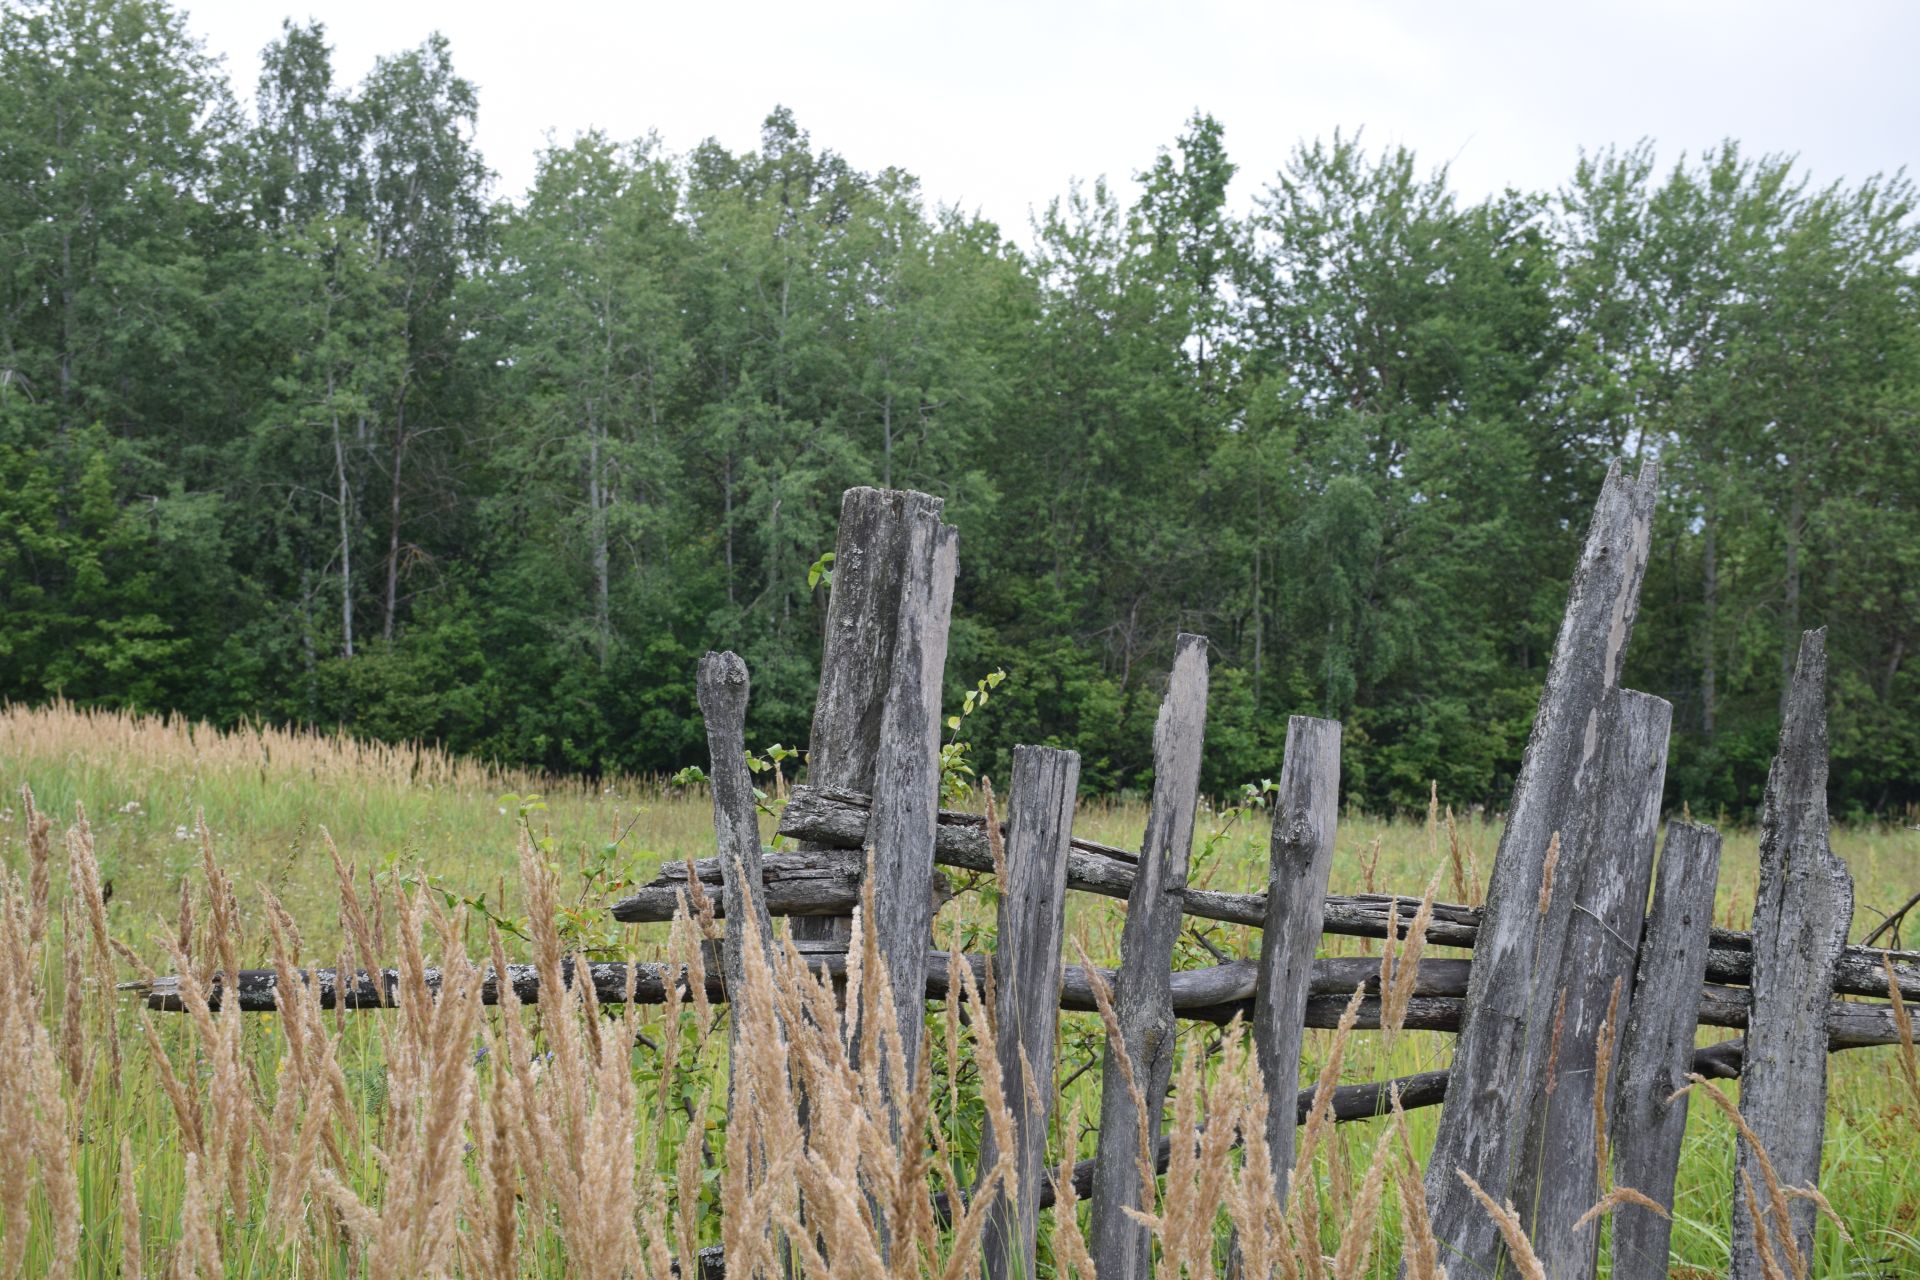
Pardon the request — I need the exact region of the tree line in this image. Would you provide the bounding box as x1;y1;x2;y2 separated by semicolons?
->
3;0;1917;815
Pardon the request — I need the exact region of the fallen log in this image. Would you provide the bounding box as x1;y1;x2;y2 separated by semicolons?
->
130;952;1911;1051
627;786;1920;1002
131;953;1466;1015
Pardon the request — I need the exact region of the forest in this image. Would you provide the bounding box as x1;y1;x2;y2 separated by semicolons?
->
2;0;1917;815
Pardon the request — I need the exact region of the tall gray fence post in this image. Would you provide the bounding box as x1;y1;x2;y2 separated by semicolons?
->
1611;820;1723;1280
979;746;1081;1280
794;487;947;956
1089;633;1210;1280
698;651;776;1049
1520;688;1671;1280
1249;715;1342;1206
1730;629;1853;1280
695;650;779;1280
863;501;958;1098
1419;460;1659;1277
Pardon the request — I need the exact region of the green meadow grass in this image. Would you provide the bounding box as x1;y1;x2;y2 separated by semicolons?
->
3;701;1917;1276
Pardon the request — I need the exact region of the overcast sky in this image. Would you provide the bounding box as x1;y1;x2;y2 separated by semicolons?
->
180;0;1920;240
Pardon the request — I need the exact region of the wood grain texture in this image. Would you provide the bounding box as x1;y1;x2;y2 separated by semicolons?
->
1089;633;1210;1280
1610;821;1724;1280
698;652;775;1006
1249;715;1342;1207
862;502;958;1093
979;746;1080;1280
1520;689;1671;1280
698;651;777;1137
1730;629;1854;1280
1419;460;1658;1278
791;487;943;952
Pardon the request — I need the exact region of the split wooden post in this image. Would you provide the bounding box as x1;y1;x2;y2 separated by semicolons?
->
1249;715;1342;1206
863;501;959;1096
979;746;1081;1280
1420;460;1658;1276
1519;688;1671;1280
793;487;947;956
1089;633;1210;1280
1610;819;1724;1280
696;652;776;1116
1730;629;1854;1280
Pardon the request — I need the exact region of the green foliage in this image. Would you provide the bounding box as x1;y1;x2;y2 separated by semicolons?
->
1;3;1918;816
939;668;1006;803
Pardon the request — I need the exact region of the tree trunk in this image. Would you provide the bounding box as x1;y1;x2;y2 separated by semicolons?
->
1778;481;1803;719
589;402;609;665
723;453;736;606
331;394;354;659
59;228;74;433
55;99;72;434
1250;557;1263;700
383;395;406;641
1702;482;1718;739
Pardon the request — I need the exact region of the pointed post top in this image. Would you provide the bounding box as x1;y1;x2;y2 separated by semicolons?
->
1777;627;1828;764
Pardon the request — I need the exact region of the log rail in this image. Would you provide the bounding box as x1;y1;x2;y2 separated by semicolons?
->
611;798;1920;1003
130;950;1911;1052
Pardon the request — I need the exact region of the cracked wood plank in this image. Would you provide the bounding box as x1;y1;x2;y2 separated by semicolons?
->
1088;633;1209;1280
979;746;1080;1280
1419;459;1659;1278
1730;629;1854;1280
1249;715;1342;1207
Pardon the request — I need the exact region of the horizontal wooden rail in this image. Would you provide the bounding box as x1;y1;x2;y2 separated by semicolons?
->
613;796;1920;1002
129;951;1910;1051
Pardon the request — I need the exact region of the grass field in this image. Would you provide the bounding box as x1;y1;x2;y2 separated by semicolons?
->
2;698;1917;1277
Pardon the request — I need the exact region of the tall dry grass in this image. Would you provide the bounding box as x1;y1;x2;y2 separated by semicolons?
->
0;699;537;794
1;703;1914;1276
0;780;1563;1279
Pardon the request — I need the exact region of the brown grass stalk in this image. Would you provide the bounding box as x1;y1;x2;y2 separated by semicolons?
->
1455;1170;1546;1280
1675;1073;1810;1280
1888;956;1919;1110
119;1137;144;1280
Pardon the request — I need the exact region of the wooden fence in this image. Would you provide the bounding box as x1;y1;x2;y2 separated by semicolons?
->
146;472;1920;1280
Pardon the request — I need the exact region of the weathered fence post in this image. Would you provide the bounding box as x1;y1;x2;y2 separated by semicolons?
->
864;502;959;1096
1089;633;1210;1280
697;647;780;1177
980;746;1081;1280
1730;628;1853;1280
794;487;948;957
1610;819;1724;1280
1519;687;1671;1279
698;651;776;1032
1249;714;1342;1206
1419;460;1658;1276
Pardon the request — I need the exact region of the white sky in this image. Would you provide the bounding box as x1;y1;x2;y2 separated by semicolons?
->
181;0;1920;240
